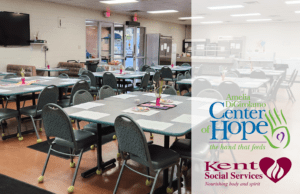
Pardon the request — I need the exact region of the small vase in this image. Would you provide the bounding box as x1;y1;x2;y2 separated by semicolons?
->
156;97;161;107
171;64;174;68
120;69;123;74
21;77;25;85
47;65;50;69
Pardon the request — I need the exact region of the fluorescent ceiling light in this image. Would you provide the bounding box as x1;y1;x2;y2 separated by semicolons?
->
178;16;204;20
247;19;272;22
99;0;138;4
86;25;97;26
201;21;223;24
208;5;244;10
285;1;300;4
231;13;261;17
86;21;95;23
295;11;300;13
147;10;178;14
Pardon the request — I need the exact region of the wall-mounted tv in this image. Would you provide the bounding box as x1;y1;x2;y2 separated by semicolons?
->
0;12;30;46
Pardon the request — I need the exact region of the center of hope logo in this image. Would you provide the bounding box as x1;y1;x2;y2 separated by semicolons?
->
208;100;290;149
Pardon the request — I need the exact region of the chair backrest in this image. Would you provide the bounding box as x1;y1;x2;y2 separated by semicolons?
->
96;66;105;72
230;69;241;77
218;81;241;99
36;85;59;112
145;68;155;73
125;66;135;71
225;71;238;78
181;63;191;67
177;73;185;82
114;114;152;168
69;80;90;105
161;67;173;79
58;73;69;78
193;65;203;76
78;68;86;75
81;70;96;87
141;65;150;72
4;74;17;79
140;73;150;89
79;75;91;87
73;89;93;105
193;78;212;95
197;89;223;100
158;85;177;95
98;85;115;99
42;103;76;147
290;70;298;87
103;72;118;89
153;71;161;84
185;71;191;79
287;69;296;83
250;70;266;79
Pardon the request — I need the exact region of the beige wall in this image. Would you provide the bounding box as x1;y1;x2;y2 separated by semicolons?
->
0;0;186;71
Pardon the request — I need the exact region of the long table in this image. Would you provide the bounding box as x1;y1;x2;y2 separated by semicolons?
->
63;92;226;193
0;76;82;140
93;71;155;79
36;68;69;77
237;69;284;76
151;65;191;72
177;76;269;89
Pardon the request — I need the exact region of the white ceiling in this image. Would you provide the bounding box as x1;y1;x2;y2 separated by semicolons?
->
41;0;300;25
192;0;300;25
42;0;192;25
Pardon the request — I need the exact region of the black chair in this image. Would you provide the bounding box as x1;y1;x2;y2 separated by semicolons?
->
0;106;21;140
185;71;191;79
72;89;116;146
96;66;105;72
140;65;150;72
193;78;212;96
20;85;59;143
113;115;181;194
181;63;190;67
161;67;176;86
218;81;241;99
98;85;115;100
58;73;70;98
38;103;97;193
280;70;298;102
57;80;90;108
250;70;268;92
102;72;128;94
125;67;134;71
157;85;177;95
177;73;188;95
81;70;98;95
132;73;150;92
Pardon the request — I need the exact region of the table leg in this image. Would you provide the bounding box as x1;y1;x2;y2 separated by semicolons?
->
32;92;36;105
58;88;63;101
48;71;50;77
81;123;116;178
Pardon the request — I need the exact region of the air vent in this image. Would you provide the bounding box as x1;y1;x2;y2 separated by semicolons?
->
244;1;259;4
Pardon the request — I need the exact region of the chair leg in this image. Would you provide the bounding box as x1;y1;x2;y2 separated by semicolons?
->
288;87;296;102
69;148;75;168
113;160;127;194
177;164;182;194
76;120;80;130
167;166;175;193
150;169;162;194
146;167;152;186
38;145;52;183
39;120;43;131
30;116;41;142
67;149;84;193
0;120;5;136
17;116;22;140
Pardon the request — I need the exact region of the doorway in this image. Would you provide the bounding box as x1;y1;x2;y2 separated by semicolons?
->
125;26;146;71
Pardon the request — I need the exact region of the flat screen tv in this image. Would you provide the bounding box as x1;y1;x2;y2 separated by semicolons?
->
0;12;30;46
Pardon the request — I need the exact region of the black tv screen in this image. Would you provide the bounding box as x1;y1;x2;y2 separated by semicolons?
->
0;12;30;46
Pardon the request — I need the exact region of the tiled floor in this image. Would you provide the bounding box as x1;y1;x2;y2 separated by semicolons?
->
0;84;298;194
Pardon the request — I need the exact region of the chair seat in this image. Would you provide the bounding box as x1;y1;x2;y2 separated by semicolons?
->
142;144;180;170
20;105;41;117
53;130;97;150
0;109;19;120
163;78;176;82
57;99;71;108
170;139;191;158
83;123;115;135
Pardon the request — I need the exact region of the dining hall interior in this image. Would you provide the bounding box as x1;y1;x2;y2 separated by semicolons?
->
0;0;299;194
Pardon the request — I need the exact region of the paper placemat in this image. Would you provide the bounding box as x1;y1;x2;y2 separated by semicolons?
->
123;108;159;116
188;97;217;102
150;100;182;105
112;94;137;99
0;89;11;93
172;114;207;126
143;93;170;98
72;102;104;110
23;87;45;91
70;111;109;120
136;119;173;131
